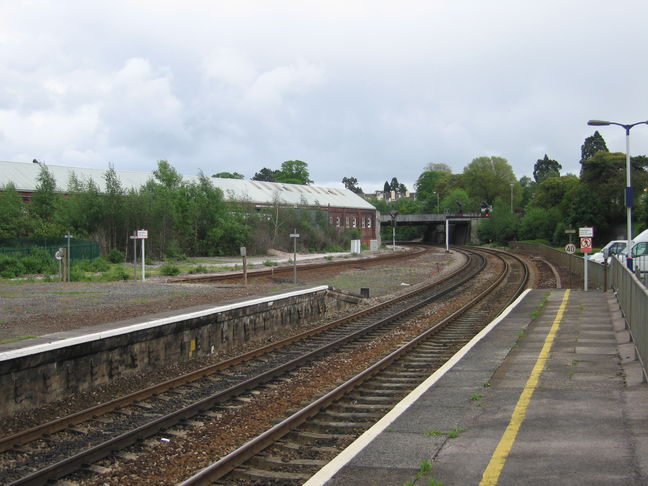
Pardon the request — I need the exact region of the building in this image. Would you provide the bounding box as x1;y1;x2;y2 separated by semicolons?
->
0;160;380;245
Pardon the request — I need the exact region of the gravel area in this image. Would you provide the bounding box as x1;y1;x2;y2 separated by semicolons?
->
0;247;460;342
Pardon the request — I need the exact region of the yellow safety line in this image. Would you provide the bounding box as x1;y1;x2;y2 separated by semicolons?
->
479;289;571;486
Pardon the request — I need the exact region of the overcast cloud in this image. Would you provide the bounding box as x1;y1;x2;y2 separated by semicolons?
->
2;1;648;192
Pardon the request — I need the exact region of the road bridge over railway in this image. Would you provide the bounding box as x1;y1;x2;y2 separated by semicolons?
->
379;212;487;246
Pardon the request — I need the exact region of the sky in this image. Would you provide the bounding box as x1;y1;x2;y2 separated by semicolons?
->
2;1;648;193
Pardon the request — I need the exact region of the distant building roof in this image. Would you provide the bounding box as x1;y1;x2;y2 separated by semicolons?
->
0;160;375;210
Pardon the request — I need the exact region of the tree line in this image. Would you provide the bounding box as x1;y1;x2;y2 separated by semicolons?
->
0;160;356;260
357;131;648;246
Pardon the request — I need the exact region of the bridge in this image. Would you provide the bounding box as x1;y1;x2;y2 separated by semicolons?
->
378;212;487;246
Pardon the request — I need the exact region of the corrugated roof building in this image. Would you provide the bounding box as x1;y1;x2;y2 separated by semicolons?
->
0;160;379;243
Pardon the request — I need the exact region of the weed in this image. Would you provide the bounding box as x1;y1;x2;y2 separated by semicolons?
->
263;260;278;267
447;427;465;439
483;381;491;388
160;263;180;276
470;393;483;401
425;429;444;436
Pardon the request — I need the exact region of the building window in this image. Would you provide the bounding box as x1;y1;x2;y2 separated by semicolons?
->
336;217;340;227
367;218;372;228
352;217;357;228
361;217;366;228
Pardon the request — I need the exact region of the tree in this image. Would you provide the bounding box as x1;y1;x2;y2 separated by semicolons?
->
533;154;562;183
0;183;30;238
415;170;445;212
342;176;363;194
389;177;400;194
212;172;244;179
423;162;452;173
580;131;608;164
275;160;313;185
252;168;278;182
462;156;516;206
531;175;579;213
383;181;391;195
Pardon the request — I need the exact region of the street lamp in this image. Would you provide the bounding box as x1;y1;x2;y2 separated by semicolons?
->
433;191;440;213
588;119;648;269
510;183;514;213
389;210;399;251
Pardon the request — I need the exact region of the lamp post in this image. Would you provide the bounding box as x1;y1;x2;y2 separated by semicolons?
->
389;210;399;251
510;183;514;213
588;119;648;269
433;191;440;213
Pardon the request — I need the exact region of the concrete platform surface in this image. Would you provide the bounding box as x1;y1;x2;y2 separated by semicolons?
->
307;289;648;486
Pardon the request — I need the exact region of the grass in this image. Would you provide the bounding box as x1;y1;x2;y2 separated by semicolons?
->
0;335;37;345
404;460;443;486
470;393;483;401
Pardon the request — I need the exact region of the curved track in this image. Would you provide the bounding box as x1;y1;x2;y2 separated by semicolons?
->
0;247;528;486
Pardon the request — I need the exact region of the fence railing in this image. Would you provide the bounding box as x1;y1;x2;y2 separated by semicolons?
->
0;239;99;260
510;241;648;377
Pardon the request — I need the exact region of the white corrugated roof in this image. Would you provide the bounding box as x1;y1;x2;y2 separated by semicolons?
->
0;160;375;210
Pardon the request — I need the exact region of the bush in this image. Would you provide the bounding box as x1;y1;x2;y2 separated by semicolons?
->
160;263;180;276
189;264;209;274
74;257;110;273
101;265;130;281
0;255;26;278
107;248;125;263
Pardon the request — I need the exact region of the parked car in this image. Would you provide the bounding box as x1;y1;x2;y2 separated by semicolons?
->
629;229;648;273
590;240;627;264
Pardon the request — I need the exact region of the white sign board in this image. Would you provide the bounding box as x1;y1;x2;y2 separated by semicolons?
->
137;229;148;239
579;227;594;238
565;243;576;254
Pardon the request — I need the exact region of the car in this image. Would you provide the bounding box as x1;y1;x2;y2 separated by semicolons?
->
590;240;627;264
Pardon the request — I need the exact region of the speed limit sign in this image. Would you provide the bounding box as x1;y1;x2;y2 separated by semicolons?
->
565;243;576;254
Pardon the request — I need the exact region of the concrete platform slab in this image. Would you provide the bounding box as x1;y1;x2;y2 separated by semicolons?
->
307;289;648;486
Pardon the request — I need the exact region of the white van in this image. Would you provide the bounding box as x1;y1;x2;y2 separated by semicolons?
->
590;240;627;264
628;229;648;273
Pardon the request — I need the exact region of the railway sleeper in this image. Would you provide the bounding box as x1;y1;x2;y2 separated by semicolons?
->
330;402;391;413
249;454;328;470
304;420;368;432
347;392;393;404
291;430;355;445
274;439;338;455
319;410;381;421
229;465;312;482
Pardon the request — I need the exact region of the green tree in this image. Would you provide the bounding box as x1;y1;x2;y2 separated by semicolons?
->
275;160;313;185
531;175;579;213
580;130;609;164
533;154;562;183
441;188;471;213
477;199;517;245
103;165;125;251
29;163;63;236
212;172;244;179
0;183;30;238
462;156;516;206
518;206;562;241
252;167;278;182
342;176;363;194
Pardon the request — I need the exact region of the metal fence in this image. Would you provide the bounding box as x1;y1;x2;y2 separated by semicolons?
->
0;238;99;260
510;241;648;377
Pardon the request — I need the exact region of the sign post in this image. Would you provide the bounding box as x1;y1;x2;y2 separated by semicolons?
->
579;227;594;291
64;233;73;282
136;229;148;282
290;230;300;284
240;247;247;286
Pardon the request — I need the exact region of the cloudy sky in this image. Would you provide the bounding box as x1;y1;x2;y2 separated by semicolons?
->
2;1;648;192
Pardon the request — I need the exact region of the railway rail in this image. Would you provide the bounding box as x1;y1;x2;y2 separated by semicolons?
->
0;246;528;486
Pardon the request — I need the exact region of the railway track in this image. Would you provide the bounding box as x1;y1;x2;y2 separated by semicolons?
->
182;247;528;485
172;246;428;284
0;247;527;486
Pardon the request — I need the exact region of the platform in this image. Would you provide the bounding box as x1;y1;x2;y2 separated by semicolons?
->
306;289;648;485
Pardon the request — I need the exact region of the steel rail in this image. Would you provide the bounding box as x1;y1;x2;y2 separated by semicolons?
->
179;248;528;485
0;247;460;454
4;249;481;486
172;246;427;283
